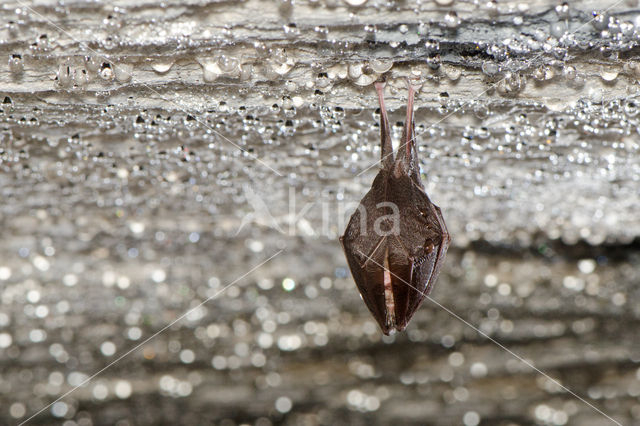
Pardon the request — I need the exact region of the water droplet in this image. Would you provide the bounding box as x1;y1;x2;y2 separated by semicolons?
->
84;55;100;72
218;55;238;73
0;266;11;280
275;396;293;413
463;411;481;426
550;21;567;38
152;61;173;73
57;63;73;87
0;333;13;348
200;60;220;82
369;59;392;74
426;54;441;70
253;41;268;58
620;20;635;35
179;349;195;363
592;12;609;30
624;100;639;117
444;11;461;29
562;65;576;80
444;65;461;81
314;25;329;36
75;69;89;87
555;2;570;19
497;72;526;95
316;72;331;88
93;383;109;399
425;39;440;52
9;403;25;418
33;34;49;51
115;381;132;399
269;48;295;76
114;63;133;82
51;401;68;418
482;62;499;76
101;341;116;356
353;72;378;86
532;66;554;81
8;54;23;74
348;63;363;79
239;63;252;81
103;14;123;32
282;278;296;291
100;62;114;80
601;69;618;81
283;23;299;36
271;48;288;65
470;362;488;377
484;0;499;16
284;106;296;118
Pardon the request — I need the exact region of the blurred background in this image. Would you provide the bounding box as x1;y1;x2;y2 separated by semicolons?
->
1;0;639;425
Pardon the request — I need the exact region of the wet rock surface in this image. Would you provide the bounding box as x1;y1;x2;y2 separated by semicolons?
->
1;1;639;425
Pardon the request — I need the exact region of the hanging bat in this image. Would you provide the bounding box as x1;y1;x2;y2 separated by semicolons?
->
340;81;450;335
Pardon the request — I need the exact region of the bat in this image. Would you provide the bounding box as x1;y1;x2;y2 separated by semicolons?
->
340;81;451;335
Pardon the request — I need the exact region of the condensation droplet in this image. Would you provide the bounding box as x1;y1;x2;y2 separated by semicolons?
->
369;59;393;74
200;60;220;82
482;62;499;76
555;2;570;19
114;63;133;82
444;11;461;29
550;22;567;38
218;55;238;73
601;69;618;81
562;65;576;80
57;63;73;87
84;56;100;72
8;54;23;74
0;333;12;348
100;63;114;80
100;341;116;356
115;380;132;399
463;411;481;426
152;61;174;73
275;396;293;413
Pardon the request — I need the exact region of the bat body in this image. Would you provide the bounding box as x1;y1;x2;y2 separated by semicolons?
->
340;82;450;335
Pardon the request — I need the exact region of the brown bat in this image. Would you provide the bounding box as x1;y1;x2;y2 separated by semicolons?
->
340;81;450;335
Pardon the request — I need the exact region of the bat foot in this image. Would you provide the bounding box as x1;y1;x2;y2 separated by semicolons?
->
404;77;423;93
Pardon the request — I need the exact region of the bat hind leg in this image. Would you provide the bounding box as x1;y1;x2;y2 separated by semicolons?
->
375;81;394;170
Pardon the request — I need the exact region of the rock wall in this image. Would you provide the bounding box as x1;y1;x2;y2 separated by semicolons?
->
0;1;639;425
